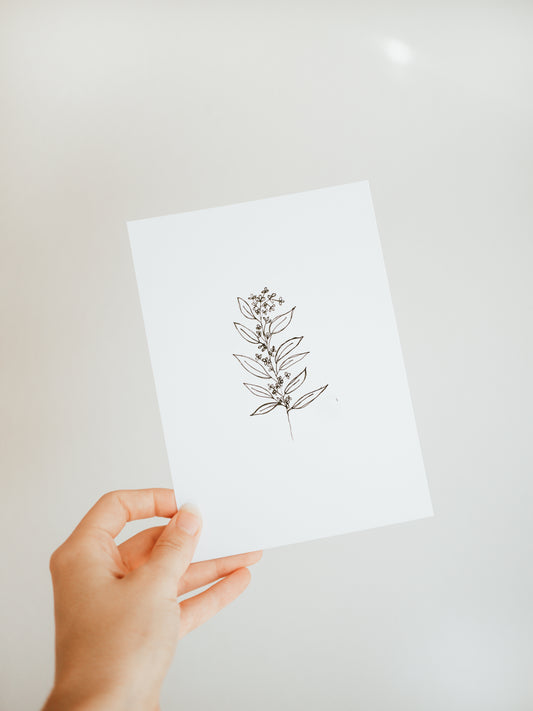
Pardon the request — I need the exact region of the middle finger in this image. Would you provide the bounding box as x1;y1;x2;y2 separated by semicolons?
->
178;550;263;596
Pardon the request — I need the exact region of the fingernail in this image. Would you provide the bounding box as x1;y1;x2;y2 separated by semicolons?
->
176;502;202;536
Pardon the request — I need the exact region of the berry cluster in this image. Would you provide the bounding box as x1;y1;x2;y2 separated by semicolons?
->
268;375;292;407
248;287;285;321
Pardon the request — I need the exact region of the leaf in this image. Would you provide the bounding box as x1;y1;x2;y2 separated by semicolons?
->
243;382;272;398
290;385;328;410
285;368;307;394
278;351;309;372
237;297;256;320
233;354;271;379
251;401;279;416
275;336;302;363
269;307;295;335
263;317;272;337
234;322;260;344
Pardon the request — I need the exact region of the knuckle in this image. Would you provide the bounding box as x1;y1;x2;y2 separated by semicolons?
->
99;490;121;505
98;490;135;522
49;535;86;576
156;536;186;556
48;549;60;574
49;543;71;575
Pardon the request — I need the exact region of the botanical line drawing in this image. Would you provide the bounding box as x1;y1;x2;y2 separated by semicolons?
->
233;287;328;440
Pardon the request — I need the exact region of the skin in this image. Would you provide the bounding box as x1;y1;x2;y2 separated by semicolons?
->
42;488;262;711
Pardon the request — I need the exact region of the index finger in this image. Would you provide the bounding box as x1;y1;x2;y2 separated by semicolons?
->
74;488;178;539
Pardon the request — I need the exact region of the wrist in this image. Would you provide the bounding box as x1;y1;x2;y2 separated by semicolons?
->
42;681;156;711
43;684;122;711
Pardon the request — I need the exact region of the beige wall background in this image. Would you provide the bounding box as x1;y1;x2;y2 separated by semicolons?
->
2;1;532;709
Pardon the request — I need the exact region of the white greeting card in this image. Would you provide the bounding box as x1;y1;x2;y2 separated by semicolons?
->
127;182;432;561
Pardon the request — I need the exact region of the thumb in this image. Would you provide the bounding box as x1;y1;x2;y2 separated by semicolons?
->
147;503;202;588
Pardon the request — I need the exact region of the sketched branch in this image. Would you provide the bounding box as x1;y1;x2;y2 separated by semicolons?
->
233;287;328;440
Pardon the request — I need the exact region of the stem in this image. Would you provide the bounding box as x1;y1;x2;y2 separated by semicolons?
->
267;332;278;376
286;408;294;440
256;309;278;382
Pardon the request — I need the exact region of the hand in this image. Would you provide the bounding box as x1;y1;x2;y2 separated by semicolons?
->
42;488;261;711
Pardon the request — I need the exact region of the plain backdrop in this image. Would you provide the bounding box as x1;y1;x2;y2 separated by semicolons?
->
1;1;532;709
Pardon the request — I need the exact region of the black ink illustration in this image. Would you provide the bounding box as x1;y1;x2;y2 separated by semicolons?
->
233;287;328;440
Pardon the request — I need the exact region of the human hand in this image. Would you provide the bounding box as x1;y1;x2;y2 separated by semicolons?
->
42;488;261;711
